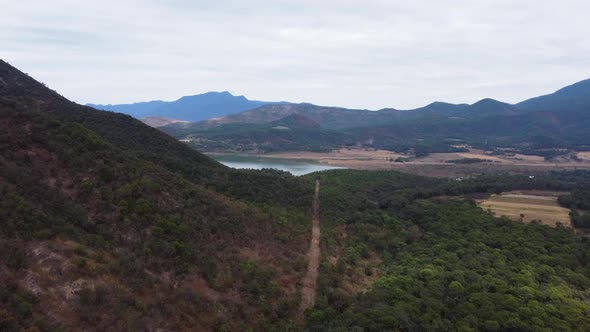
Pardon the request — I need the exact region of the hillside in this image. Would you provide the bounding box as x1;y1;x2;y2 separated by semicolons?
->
349;107;590;153
176;117;351;153
517;79;590;113
177;103;402;130
308;171;590;331
0;60;315;331
88;91;280;122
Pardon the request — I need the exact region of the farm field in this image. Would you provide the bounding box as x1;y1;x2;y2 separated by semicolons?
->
478;191;571;227
247;148;590;177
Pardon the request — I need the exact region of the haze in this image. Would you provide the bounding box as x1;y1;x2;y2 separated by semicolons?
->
1;0;589;109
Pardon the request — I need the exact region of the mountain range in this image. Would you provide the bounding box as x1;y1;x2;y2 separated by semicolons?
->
88;91;284;122
89;79;590;130
157;79;590;154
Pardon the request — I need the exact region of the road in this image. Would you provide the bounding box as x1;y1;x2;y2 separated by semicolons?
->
299;178;321;320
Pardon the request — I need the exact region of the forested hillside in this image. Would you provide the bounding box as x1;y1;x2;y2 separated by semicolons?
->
306;170;590;331
0;60;314;331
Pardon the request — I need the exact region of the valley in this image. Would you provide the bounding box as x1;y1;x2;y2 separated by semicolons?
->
1;60;589;331
215;147;590;177
5;1;590;331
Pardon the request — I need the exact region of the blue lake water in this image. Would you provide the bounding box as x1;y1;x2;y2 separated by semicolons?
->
211;154;344;176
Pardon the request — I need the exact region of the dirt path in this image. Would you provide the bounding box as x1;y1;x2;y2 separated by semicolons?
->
299;178;321;321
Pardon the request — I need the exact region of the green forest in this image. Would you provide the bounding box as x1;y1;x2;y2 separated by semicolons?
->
306;171;590;331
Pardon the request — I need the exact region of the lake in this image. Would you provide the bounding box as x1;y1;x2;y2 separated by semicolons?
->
210;154;344;176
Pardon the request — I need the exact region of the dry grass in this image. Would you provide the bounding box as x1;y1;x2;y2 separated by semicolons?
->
243;148;590;178
264;148;404;162
478;191;571;227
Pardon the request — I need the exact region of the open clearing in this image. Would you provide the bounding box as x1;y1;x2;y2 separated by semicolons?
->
478;191;571;227
299;178;321;321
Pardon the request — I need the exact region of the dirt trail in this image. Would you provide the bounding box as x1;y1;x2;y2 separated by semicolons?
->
299;178;321;321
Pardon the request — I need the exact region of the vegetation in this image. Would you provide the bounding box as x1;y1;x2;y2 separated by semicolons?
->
0;61;314;331
559;189;590;227
305;170;590;331
1;60;589;331
309;199;590;331
447;158;488;164
478;193;571;227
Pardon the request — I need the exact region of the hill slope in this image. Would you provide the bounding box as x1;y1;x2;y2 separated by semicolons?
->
0;59;314;331
180;103;403;130
517;79;590;112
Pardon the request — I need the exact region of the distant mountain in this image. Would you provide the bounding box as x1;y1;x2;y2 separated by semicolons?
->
168;97;518;134
406;101;469;114
394;99;514;121
270;114;322;129
162;78;590;154
179;103;403;131
517;79;590;113
464;98;518;117
87;100;167;117
140;116;189;128
88;91;283;122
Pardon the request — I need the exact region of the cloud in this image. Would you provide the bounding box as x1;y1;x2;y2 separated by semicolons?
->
1;0;589;109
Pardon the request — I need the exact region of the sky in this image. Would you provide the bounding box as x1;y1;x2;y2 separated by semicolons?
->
1;0;589;110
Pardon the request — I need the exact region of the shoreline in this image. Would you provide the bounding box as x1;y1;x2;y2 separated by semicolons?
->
205;148;590;177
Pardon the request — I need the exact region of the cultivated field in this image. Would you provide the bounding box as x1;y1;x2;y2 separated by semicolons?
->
262;148;404;164
477;191;571;227
250;148;590;177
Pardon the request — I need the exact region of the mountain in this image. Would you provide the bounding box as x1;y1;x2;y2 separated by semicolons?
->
170;95;523;134
271;113;322;129
163;79;590;154
465;98;518;116
401;101;469;117
87;100;167;118
88;91;282;122
175;103;403;131
0;59;314;330
517;78;590;112
349;106;590;153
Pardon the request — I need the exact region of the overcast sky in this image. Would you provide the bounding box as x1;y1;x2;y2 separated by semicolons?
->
1;0;589;109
